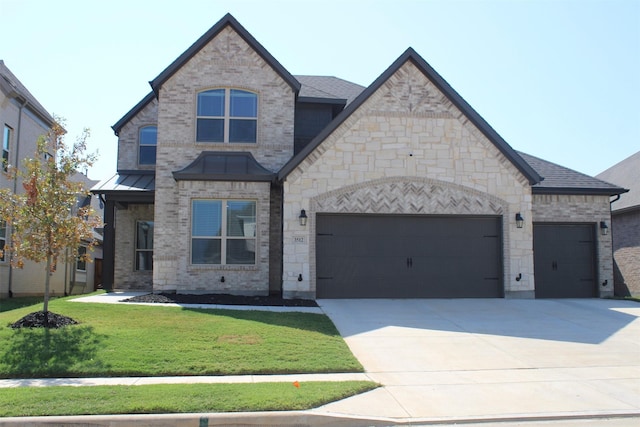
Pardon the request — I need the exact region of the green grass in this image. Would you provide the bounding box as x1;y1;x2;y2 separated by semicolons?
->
0;294;363;378
0;381;378;417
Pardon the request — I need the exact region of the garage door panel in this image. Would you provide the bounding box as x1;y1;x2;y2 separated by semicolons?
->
316;214;503;298
533;224;596;298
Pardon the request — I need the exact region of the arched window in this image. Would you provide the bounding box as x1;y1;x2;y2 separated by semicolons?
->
139;126;157;165
196;89;257;143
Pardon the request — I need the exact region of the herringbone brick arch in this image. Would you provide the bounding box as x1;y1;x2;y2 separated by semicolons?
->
311;177;506;216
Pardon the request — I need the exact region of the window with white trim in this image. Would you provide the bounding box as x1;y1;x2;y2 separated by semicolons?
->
139;126;157;165
0;221;6;262
191;200;256;265
196;89;257;143
135;221;154;271
2;125;12;172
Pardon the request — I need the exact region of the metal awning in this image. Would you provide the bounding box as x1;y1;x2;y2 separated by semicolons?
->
172;151;275;182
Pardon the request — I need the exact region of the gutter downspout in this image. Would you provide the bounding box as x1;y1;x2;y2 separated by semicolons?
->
7;99;27;297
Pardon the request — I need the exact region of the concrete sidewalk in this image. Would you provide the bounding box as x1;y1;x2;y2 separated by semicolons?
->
1;294;639;426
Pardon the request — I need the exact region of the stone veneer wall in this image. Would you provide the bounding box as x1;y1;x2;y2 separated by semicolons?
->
612;209;640;296
116;98;158;171
152;26;295;292
282;61;534;299
113;203;154;290
531;193;614;297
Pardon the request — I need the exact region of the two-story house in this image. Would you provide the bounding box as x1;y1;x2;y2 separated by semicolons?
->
93;14;626;300
1;60;103;297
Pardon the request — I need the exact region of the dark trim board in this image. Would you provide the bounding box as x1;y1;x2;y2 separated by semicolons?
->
316;213;503;298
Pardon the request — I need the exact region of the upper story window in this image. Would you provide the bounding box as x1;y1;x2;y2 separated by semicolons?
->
196;89;257;143
76;246;87;271
139;126;157;165
3;125;12;172
0;221;6;262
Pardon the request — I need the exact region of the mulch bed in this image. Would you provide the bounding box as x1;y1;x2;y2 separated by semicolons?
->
122;292;318;307
10;311;79;329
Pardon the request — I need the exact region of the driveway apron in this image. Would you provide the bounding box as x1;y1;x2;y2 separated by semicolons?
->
315;299;640;422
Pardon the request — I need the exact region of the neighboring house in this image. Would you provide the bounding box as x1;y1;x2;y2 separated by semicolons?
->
597;151;640;297
92;14;625;300
0;60;103;297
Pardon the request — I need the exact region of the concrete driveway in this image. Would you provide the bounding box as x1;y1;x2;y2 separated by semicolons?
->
315;298;640;423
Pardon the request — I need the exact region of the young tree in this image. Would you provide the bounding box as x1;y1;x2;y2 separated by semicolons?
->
0;119;102;326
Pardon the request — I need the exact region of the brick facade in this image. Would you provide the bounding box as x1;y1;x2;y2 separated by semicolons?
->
612;209;640;296
531;194;614;297
113;203;154;290
116;98;158;171
152;27;294;293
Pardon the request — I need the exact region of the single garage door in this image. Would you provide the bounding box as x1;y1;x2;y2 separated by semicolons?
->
316;214;503;298
533;224;597;298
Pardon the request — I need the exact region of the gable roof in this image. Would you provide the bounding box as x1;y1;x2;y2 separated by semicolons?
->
518;152;627;196
150;13;300;96
596;150;639;211
278;48;542;184
0;60;55;128
112;91;155;136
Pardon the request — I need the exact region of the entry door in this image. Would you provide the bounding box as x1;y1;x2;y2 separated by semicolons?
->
316;214;503;298
533;224;597;298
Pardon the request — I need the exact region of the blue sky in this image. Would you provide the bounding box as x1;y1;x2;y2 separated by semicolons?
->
1;0;638;182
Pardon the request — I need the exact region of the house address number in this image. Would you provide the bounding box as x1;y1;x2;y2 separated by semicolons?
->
294;236;306;244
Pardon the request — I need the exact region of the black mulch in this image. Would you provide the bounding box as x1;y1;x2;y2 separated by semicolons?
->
122;292;318;307
10;311;79;329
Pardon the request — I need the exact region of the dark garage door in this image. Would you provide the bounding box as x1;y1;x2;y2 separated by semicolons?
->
316;214;503;298
533;224;597;298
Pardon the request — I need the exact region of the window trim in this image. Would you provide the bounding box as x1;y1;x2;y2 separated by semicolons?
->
135;220;154;271
138;125;157;166
191;199;257;265
196;88;258;144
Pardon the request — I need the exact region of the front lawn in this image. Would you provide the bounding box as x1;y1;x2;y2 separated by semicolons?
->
0;294;363;378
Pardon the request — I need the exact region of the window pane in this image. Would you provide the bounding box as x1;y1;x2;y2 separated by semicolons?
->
192;200;222;236
192;239;221;264
227;201;256;237
140;126;157;145
3;126;10;151
230;90;257;117
197;90;225;116
226;239;255;264
139;146;156;165
136;251;153;271
196;118;224;142
136;221;154;250
229;119;256;143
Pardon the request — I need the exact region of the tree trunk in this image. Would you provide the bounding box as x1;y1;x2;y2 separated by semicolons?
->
43;255;51;327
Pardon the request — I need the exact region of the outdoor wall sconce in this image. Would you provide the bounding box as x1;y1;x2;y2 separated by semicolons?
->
515;213;524;229
600;221;609;236
299;209;308;226
515;273;522;282
298;274;303;282
220;276;225;283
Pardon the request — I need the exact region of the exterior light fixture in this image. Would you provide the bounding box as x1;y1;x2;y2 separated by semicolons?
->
515;213;524;229
600;221;609;236
299;209;308;226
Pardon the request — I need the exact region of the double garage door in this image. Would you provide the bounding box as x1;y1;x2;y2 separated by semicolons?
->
316;214;503;298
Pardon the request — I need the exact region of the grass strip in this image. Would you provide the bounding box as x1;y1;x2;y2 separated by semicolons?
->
0;381;377;417
0;295;363;378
